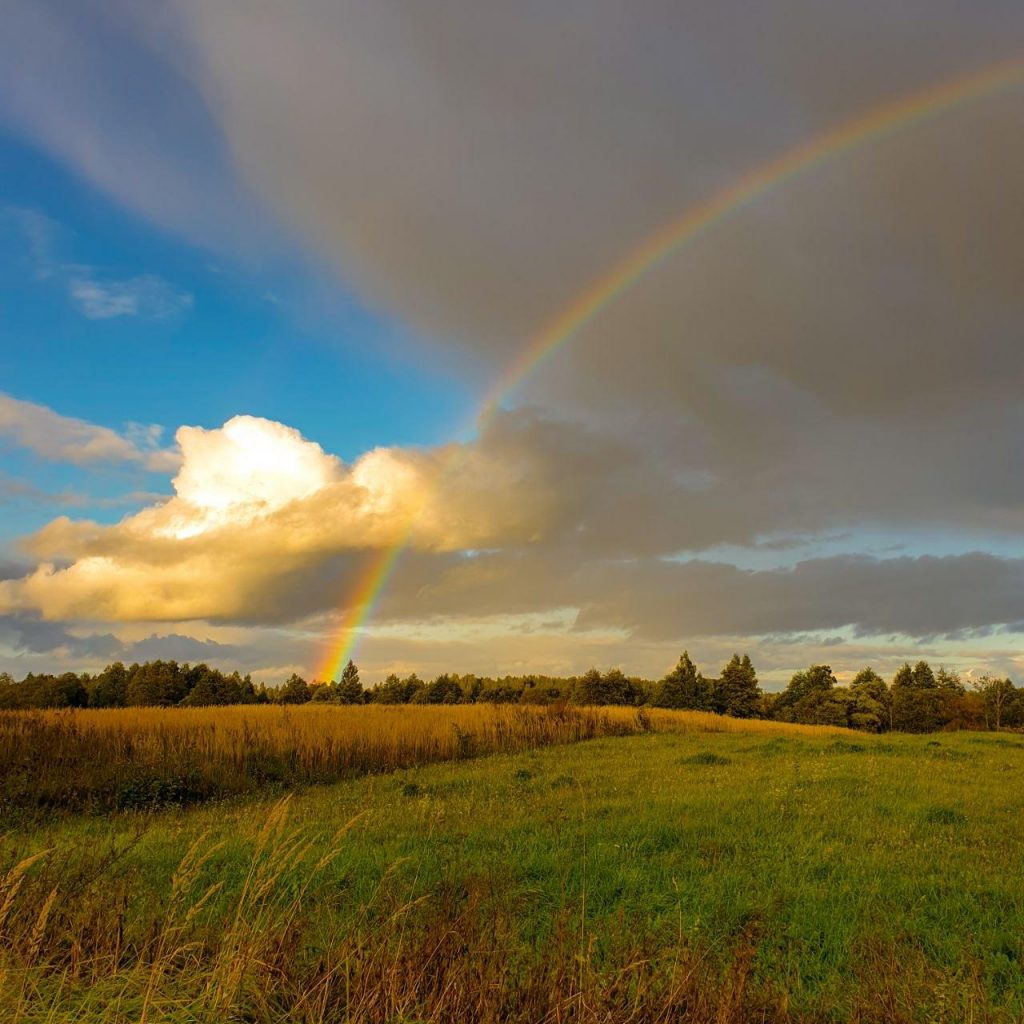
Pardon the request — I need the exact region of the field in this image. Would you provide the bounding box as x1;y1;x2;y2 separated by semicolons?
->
0;704;840;815
2;710;1022;1022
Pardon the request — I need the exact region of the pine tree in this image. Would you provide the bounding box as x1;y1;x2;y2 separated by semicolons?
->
337;660;363;704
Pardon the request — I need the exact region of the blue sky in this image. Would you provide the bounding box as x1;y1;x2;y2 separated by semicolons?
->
0;133;476;451
1;2;1023;686
1;131;476;537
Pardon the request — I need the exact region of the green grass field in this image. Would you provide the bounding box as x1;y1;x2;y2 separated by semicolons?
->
4;726;1023;1022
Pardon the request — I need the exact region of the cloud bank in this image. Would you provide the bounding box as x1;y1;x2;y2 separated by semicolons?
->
4;407;1024;658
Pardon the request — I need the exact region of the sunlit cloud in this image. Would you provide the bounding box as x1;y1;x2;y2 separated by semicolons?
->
0;411;576;622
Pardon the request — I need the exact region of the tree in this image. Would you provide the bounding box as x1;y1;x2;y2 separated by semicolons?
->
848;668;889;732
38;673;88;709
310;681;337;702
182;676;220;706
88;662;129;707
653;652;711;710
936;666;964;692
572;668;635;706
911;661;937;689
604;668;642;705
519;684;564;705
809;686;854;727
370;673;413;704
972;675;1017;731
279;673;312;704
479;677;524;703
125;661;186;706
337;660;364;704
774;664;837;723
934;666;971;728
413;674;463;704
891;661;944;732
712;654;761;718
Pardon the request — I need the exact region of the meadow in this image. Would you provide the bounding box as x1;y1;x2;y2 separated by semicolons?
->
1;710;1022;1023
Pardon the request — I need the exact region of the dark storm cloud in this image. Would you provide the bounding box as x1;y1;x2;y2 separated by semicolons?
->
371;550;1024;644
121;633;242;663
0;613;120;658
0;560;33;582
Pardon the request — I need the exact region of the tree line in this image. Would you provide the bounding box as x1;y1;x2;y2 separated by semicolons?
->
1;653;1021;732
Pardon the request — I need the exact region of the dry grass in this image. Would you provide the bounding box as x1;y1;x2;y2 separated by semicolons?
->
0;704;846;815
644;708;846;737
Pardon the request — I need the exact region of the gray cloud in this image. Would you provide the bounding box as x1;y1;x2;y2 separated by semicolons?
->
0;561;33;583
370;550;1024;645
0;614;120;659
0;393;180;471
120;632;242;664
0;618;314;682
179;2;1022;355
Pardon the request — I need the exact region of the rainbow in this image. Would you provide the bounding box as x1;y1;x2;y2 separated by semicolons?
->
316;55;1024;682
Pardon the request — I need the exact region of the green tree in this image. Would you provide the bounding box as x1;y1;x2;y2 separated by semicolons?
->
712;654;761;718
891;661;944;732
337;660;364;704
653;652;711;710
934;666;970;727
370;673;413;704
34;673;89;709
911;661;937;689
279;673;312;704
125;661;186;706
936;666;964;692
519;684;564;705
412;674;463;704
87;662;129;707
773;664;837;722
182;676;220;706
573;668;635;705
309;681;337;702
848;667;889;732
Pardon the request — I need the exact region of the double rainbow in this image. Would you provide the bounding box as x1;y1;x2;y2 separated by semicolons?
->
317;55;1024;682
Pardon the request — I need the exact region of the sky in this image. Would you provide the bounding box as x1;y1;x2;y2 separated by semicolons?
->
1;1;1023;688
